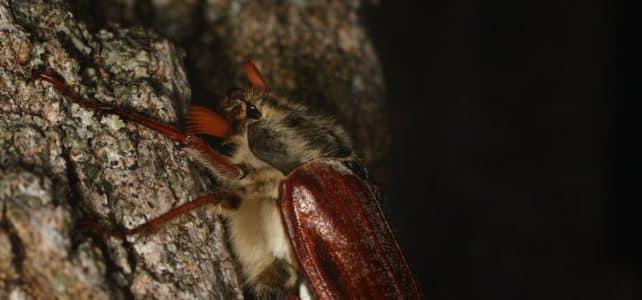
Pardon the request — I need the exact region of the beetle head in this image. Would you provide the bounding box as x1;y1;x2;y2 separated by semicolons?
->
218;60;354;174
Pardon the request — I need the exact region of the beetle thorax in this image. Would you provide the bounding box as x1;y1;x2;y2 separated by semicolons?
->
222;89;354;175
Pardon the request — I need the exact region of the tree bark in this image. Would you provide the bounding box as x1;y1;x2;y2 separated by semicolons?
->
1;0;387;299
1;1;242;298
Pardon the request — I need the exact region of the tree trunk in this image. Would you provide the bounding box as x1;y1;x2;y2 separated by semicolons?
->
1;1;242;298
1;0;387;299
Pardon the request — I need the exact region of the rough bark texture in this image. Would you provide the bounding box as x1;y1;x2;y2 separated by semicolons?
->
1;1;242;298
1;0;387;299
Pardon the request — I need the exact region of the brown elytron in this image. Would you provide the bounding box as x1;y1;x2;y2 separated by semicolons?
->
281;159;421;299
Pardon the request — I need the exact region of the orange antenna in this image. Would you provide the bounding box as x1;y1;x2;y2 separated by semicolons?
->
244;59;268;90
185;106;231;138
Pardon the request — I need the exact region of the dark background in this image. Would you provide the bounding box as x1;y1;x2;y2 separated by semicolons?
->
365;1;637;299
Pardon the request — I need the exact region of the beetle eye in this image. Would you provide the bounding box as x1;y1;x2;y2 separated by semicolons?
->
246;104;261;119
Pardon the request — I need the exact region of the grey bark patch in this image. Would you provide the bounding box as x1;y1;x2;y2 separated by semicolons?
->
1;1;242;298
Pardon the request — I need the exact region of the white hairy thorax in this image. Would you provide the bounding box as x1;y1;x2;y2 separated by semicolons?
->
185;85;354;298
185;135;300;295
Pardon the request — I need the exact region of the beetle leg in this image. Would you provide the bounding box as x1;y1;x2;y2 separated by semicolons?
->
79;192;227;238
31;68;242;178
31;68;195;143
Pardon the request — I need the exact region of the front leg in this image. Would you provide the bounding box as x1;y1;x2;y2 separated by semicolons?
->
31;68;242;178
